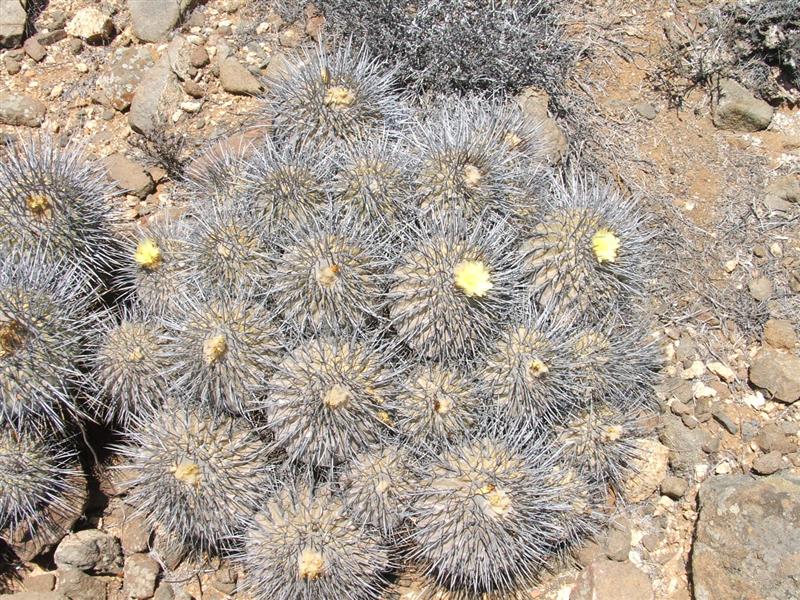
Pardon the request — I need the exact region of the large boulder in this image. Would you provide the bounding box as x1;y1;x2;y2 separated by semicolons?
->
692;473;800;600
713;79;774;132
0;0;27;48
129;0;194;42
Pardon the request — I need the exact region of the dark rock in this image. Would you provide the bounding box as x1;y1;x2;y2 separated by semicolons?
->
764;319;797;350
692;473;800;599
124;553;160;600
130;0;194;42
0;0;27;48
570;558;653;600
96;47;155;112
713;78;774;132
54;529;123;575
37;29;67;46
56;568;107;600
661;475;688;499
711;407;738;434
0;92;46;127
102;153;154;199
752;451;786;475
65;8;115;44
23;37;47;62
749;348;800;403
219;58;263;95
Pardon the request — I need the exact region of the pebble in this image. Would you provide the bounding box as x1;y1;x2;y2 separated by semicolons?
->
633;102;657;120
670;400;691;416
219;58;263;95
713;78;774;132
65;8;115;44
763;319;797;350
189;46;210;68
742;391;766;409
123;554;161;600
712;407;739;434
693;381;718;400
715;461;732;475
749;348;800;403
53;529;123;575
23;37;47;62
0;92;47;127
680;360;705;380
661;475;688;499
130;0;190;42
183;80;204;98
605;518;631;562
103;153;155;199
622;439;669;502
180;101;202;113
4;55;21;75
748;277;773;301
707;361;735;383
751;451;785;475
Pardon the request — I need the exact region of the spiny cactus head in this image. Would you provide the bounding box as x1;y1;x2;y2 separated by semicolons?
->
263;41;406;146
263;334;400;466
396;363;483;448
0;136;124;286
238;478;389;600
161;291;284;415
269;210;391;333
388;213;523;361
88;306;169;426
116;404;282;554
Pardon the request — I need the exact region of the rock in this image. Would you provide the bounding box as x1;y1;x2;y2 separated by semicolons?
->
707;361;735;383
570;558;653;600
517;87;568;164
748;276;773;301
65;8;115;44
24;573;56;592
124;554;161;600
153;583;175;600
120;517;151;555
37;29;67;46
23;37;46;62
0;0;27;48
183;80;204;98
56;568;107;600
661;475;688;499
0;594;66;600
765;174;800;207
755;424;797;454
96;47;155;112
670;400;691;416
102;153;154;199
659;414;709;473
219;58;263;95
54;529;123;575
711;407;738;434
713;78;774;132
189;46;209;68
0;92;46;127
764;319;797;350
692;381;717;400
211;567;236;594
622;439;669;502
263;51;292;81
604;519;631;562
4;55;21;74
633;102;657;120
129;0;194;42
692;473;800;600
752;451;786;475
749;348;800;403
680;360;705;379
129;54;183;135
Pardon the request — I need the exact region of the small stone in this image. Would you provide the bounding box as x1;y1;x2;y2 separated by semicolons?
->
692;381;718;400
306;15;325;41
641;532;661;552
682;414;699;429
24;573;56;592
180;100;201;113
120;517;151;555
754;424;796;454
183;80;204;98
633;102;657;120
764;319;797;350
713;78;774;132
65;8;115;44
153;583;175;600
0;0;28;49
129;54;183;135
130;0;193;42
661;475;688;499
670;400;691;416
76;62;89;73
517;86;568;164
765;174;800;206
702;436;721;453
103;154;154;199
279;26;303;48
680;360;705;380
707;361;735;383
23;37;47;62
575;540;605;567
752;451;785;475
749;348;800;403
124;554;160;599
189;46;209;68
742;391;766;409
67;37;83;54
748;277;773;301
570;558;654;600
715;461;732;474
4;55;21;75
604;519;631;562
712;407;738;434
219;58;263;95
723;258;738;273
56;568;107;600
622;439;669;502
0;92;47;127
54;530;122;575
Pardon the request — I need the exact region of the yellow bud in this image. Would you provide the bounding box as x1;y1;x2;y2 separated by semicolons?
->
324;86;356;109
172;461;202;487
0;321;24;358
203;334;228;365
26;194;51;216
462;164;483;188
323;384;351;409
528;359;549;378
315;264;340;288
591;229;621;264
433;396;453;415
134;239;162;270
298;548;325;580
478;483;512;516
454;260;493;298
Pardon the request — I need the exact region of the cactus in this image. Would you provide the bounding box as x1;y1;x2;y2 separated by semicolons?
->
0;137;123;287
87;306;169;426
116;404;282;553
268;210;390;333
161;291;284;415
388;212;522;361
262;41;406;146
0;428;84;541
395;363;484;448
405;427;574;595
262;334;399;466
0;254;97;433
339;444;412;537
238;479;389;600
519;174;651;318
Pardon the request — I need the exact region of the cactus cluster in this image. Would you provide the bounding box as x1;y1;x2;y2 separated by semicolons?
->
0;41;660;599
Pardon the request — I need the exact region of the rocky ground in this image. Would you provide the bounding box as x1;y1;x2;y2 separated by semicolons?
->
1;0;799;599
